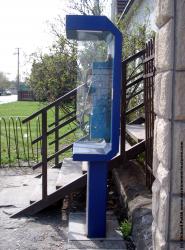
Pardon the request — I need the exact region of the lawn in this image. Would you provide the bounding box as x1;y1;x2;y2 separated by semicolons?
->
0;101;82;166
0;101;45;117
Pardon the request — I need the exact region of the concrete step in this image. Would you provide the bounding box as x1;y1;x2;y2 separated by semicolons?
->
30;168;60;203
126;123;145;143
67;212;126;250
56;158;83;189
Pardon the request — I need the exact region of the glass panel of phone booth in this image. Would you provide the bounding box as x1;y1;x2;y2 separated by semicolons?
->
75;32;114;155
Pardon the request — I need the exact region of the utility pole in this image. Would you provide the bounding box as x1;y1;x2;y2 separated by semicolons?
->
15;48;20;91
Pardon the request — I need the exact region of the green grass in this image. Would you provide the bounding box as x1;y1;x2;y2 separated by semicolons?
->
0;101;82;166
0;101;45;117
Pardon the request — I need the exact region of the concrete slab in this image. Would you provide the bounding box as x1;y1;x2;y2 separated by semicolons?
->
30;168;59;203
56;158;83;189
126;124;145;142
68;212;126;250
0;168;67;250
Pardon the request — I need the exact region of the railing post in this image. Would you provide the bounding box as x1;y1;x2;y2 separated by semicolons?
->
121;61;127;161
55;105;59;167
42;110;47;199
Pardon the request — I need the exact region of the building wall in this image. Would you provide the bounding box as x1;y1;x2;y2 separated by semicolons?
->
153;0;185;249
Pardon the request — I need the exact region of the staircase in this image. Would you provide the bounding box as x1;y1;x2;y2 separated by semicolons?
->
11;49;148;218
11;85;88;218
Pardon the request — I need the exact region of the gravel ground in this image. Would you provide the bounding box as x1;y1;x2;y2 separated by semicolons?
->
0;167;68;250
0;167;135;250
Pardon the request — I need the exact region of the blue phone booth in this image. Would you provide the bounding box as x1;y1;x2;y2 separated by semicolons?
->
66;15;122;238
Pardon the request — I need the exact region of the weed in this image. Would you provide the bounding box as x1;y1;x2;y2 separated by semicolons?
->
120;219;132;239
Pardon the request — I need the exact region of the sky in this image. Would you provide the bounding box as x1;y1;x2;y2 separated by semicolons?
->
0;0;66;81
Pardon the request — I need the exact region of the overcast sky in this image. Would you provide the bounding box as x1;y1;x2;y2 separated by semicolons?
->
0;0;66;81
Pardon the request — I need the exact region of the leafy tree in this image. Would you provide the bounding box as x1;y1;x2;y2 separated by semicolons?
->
28;0;108;102
28;35;77;102
116;5;155;122
66;0;106;16
0;72;10;91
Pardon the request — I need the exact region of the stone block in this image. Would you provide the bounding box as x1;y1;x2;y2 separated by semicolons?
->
176;1;185;70
156;118;171;169
155;19;174;71
155;0;174;28
170;196;185;240
152;224;167;250
152;179;160;218
174;72;185;119
156;163;169;190
171;122;185;194
152;184;169;238
154;71;172;119
153;119;159;177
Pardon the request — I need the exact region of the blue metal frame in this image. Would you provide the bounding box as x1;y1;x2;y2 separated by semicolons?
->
66;15;122;162
66;15;122;238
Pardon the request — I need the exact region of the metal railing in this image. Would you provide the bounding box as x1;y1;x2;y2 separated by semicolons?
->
121;39;155;190
20;84;86;200
144;38;155;189
121;49;145;160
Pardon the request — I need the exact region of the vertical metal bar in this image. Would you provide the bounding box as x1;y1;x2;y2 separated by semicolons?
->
8;118;11;167
0;118;1;168
55;105;59;167
18;117;26;161
2;118;9;167
144;38;155;190
36;117;39;163
42;110;47;199
11;117;19;166
144;42;149;187
28;121;35;160
15;118;20;167
26;123;30;166
121;61;127;162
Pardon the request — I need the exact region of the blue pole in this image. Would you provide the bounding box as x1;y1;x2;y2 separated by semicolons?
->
86;161;108;238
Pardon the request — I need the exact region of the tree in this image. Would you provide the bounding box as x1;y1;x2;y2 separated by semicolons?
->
0;72;10;91
28;0;108;102
28;35;77;101
66;0;105;16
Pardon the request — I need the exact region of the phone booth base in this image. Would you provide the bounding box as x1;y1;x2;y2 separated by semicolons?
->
87;161;107;238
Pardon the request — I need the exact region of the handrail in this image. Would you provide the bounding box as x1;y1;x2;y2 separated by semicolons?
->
126;88;144;102
123;49;145;64
126;102;144;116
126;76;143;89
22;83;85;124
33;143;74;170
32;115;78;145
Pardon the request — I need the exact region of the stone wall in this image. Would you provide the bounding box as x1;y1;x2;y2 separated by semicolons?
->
153;0;185;249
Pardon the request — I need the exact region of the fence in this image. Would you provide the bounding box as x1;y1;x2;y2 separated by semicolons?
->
121;49;145;161
18;91;35;101
0;116;41;167
121;38;155;190
144;38;155;189
0;97;82;168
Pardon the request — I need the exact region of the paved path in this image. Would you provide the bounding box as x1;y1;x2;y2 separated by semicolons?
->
0;168;67;250
0;95;17;104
